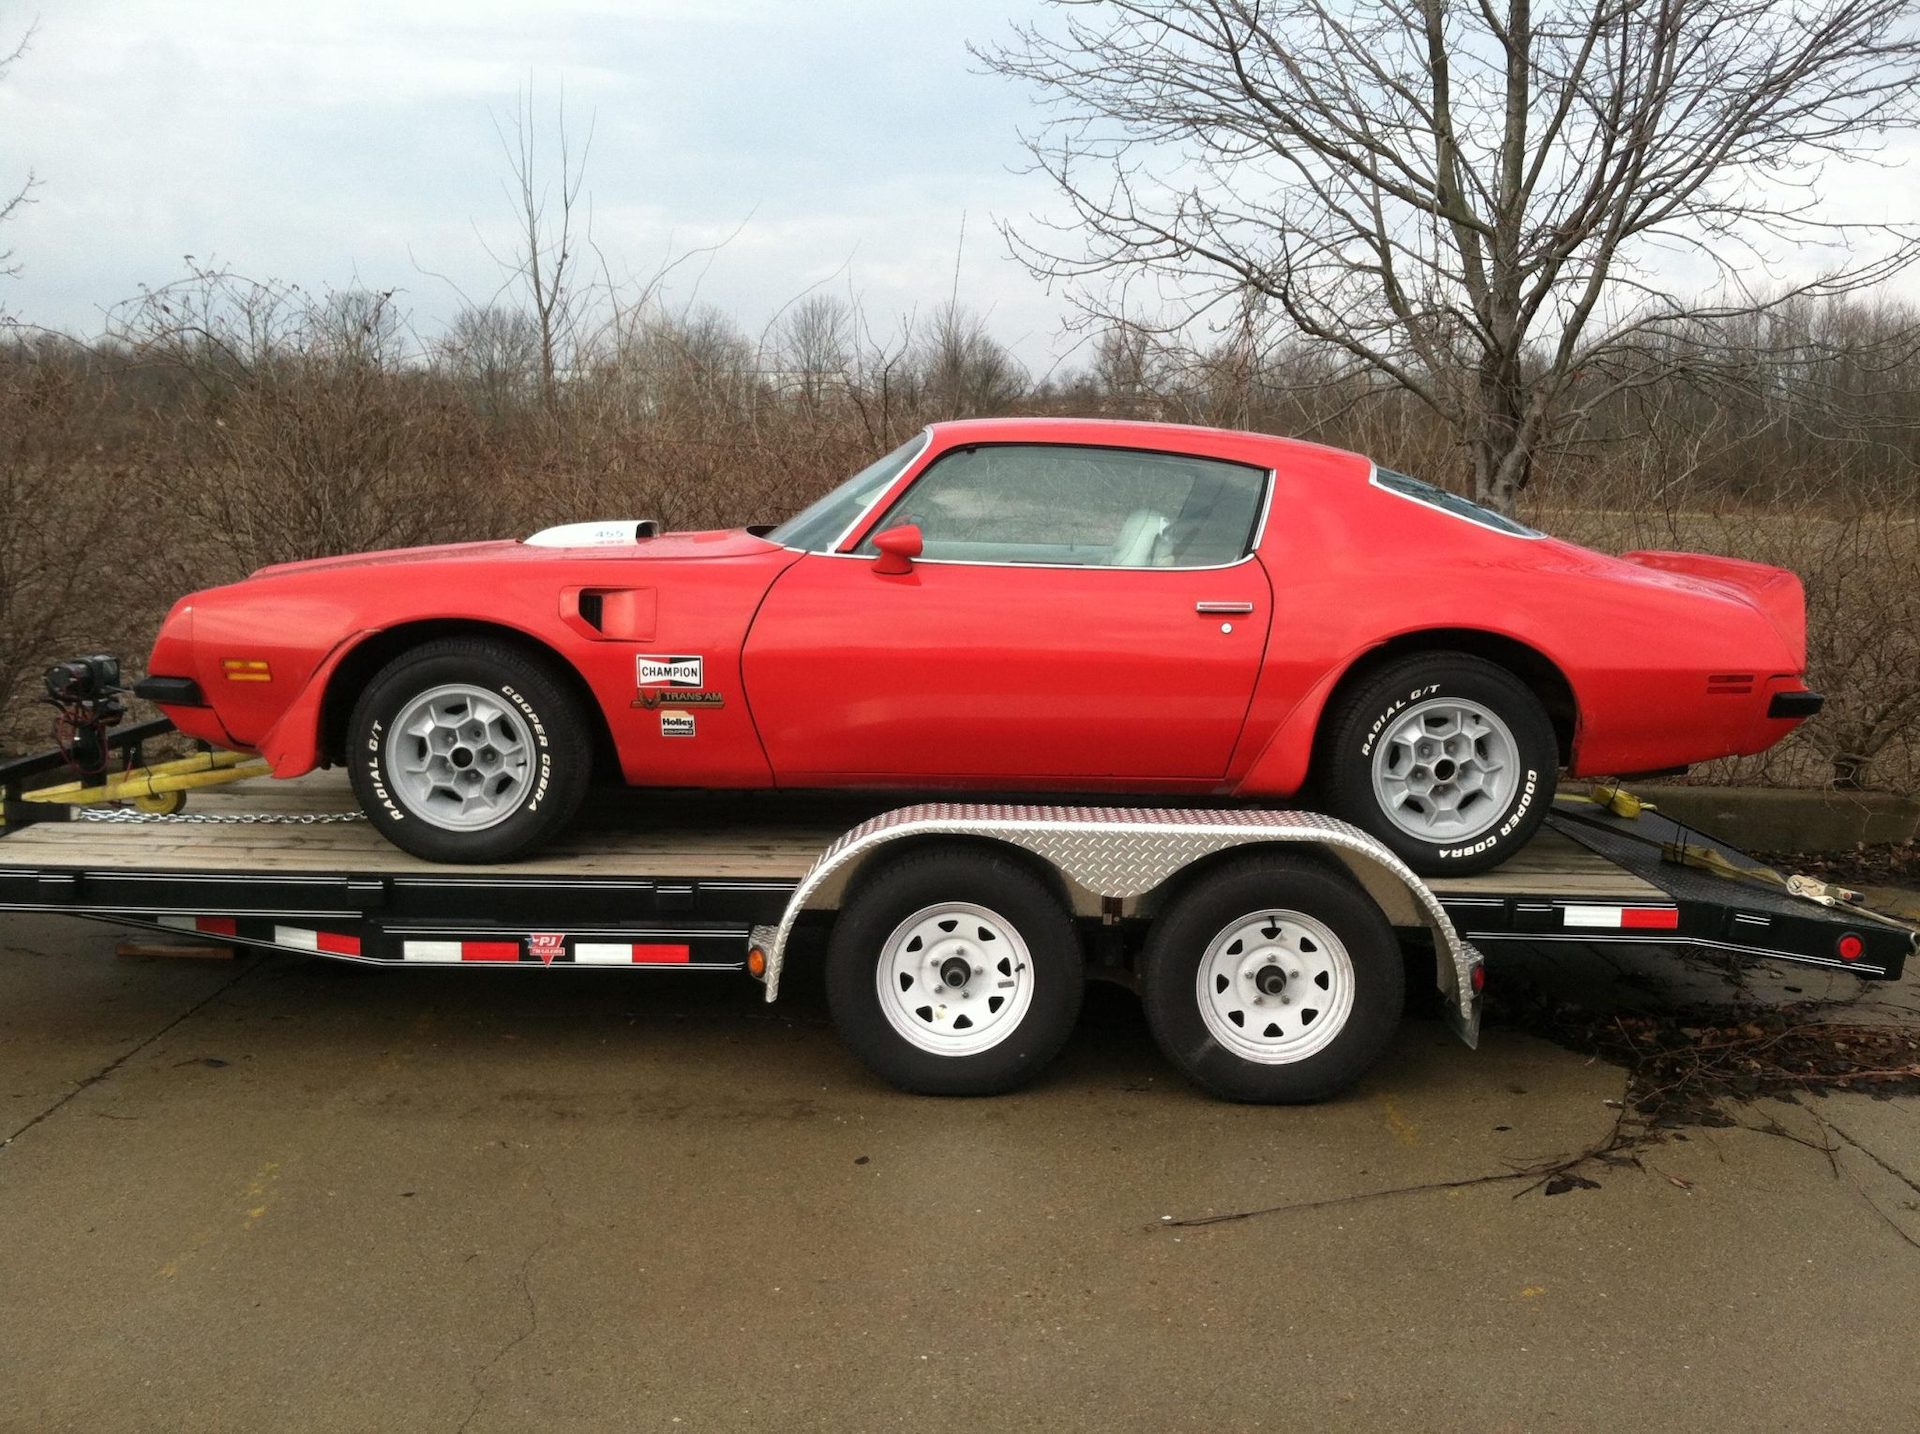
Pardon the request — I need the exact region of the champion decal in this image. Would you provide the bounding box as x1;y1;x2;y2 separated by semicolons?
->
635;655;703;688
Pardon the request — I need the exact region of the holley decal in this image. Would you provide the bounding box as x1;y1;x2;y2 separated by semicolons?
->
636;654;703;688
660;712;696;738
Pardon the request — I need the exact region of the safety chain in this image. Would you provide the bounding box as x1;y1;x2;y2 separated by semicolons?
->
77;807;367;825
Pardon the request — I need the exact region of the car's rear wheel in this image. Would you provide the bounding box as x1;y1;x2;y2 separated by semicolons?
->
347;637;591;863
1321;653;1556;876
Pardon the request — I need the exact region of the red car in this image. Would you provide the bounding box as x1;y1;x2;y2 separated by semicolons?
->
136;418;1820;873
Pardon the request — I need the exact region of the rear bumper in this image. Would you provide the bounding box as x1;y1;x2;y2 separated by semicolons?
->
1767;690;1824;720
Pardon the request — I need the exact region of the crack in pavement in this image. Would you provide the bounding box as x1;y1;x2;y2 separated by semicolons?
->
456;1167;559;1433
0;958;260;1152
1821;1112;1920;1199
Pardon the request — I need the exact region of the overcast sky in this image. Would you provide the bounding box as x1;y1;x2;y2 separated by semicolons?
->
1;0;1079;368
4;1;1918;377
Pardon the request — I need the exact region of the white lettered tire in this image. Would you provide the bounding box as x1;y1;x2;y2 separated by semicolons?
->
1322;653;1556;876
347;637;591;863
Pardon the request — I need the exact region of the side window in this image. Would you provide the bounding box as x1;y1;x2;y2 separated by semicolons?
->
858;445;1267;568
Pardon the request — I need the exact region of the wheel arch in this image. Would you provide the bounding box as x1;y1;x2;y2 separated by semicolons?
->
1315;627;1579;770
318;618;619;775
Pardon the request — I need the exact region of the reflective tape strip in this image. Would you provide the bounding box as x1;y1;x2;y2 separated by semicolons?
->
402;940;520;963
575;942;692;965
271;925;362;957
159;915;236;937
1562;905;1680;930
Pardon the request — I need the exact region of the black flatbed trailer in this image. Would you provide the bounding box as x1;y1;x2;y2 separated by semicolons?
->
1;770;1908;979
3;747;1912;1099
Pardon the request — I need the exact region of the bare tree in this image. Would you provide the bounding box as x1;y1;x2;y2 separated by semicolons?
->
437;303;541;417
487;88;592;411
1;19;38;283
774;293;854;409
982;1;1920;510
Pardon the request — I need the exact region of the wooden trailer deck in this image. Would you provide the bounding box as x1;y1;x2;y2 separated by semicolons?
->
0;774;1665;901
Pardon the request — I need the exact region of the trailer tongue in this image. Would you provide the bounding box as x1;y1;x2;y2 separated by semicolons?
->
2;718;1911;1101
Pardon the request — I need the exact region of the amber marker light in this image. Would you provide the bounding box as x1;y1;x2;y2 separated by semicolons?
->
747;947;768;978
221;659;273;682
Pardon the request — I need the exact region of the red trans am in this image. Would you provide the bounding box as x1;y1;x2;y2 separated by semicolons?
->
136;418;1821;873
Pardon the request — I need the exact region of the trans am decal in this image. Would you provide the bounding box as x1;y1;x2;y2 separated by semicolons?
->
633;689;725;709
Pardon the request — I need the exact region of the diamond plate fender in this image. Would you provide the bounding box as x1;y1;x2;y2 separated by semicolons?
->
750;803;1482;1047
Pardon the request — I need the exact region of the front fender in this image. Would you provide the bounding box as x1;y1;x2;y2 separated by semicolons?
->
257;631;375;777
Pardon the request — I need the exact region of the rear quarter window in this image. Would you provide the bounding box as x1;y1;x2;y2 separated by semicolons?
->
1374;468;1542;538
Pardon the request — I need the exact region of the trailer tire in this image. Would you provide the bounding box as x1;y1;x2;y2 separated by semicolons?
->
826;849;1084;1096
1323;653;1556;876
347;637;591;863
1142;855;1404;1103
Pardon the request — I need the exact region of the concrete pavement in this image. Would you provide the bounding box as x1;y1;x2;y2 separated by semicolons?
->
3;912;1918;1432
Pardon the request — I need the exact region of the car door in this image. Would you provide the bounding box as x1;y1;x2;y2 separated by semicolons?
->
742;442;1274;785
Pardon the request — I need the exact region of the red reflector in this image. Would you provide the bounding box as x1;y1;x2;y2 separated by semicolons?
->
1836;933;1865;962
1470;964;1487;993
196;916;238;937
630;943;691;965
1620;907;1681;930
462;942;521;963
315;931;362;957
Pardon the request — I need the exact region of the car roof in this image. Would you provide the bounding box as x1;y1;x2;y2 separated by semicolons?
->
924;416;1373;478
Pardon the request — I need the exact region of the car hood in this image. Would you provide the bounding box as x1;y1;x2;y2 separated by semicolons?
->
250;528;783;580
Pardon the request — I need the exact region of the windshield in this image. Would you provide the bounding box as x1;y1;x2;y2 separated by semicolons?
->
768;433;927;552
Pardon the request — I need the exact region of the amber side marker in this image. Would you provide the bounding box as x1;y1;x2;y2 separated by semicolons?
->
221;659;272;683
747;947;768;978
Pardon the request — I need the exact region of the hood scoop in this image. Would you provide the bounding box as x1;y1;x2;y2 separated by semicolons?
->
524;519;661;548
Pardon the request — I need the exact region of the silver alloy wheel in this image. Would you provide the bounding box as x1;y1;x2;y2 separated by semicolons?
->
1196;909;1355;1064
1370;696;1520;842
385;683;537;832
875;902;1035;1057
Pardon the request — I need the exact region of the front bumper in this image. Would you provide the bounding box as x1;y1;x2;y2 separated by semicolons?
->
133;675;207;708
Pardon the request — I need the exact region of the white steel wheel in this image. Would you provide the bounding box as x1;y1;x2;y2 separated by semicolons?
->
876;901;1035;1058
826;849;1085;1096
1370;697;1519;843
1195;909;1356;1065
1142;855;1404;1103
386;682;537;831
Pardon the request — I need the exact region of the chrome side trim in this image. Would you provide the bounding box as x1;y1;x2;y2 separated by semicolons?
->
756;802;1482;1043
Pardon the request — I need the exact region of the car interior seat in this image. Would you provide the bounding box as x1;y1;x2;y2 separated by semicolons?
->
1109;509;1173;567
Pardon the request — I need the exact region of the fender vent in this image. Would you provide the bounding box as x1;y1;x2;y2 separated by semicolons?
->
1706;674;1755;695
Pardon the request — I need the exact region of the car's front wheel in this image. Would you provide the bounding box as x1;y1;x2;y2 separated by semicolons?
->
1321;653;1556;876
346;637;591;863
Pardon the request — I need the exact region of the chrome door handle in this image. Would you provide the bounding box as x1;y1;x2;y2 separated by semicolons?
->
1195;601;1255;615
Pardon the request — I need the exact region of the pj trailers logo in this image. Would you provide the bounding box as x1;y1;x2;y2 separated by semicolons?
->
636;655;703;688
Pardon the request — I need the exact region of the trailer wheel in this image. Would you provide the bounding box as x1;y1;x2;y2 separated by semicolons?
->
1142;855;1404;1103
1322;653;1556;876
826;849;1084;1096
347;637;591;863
